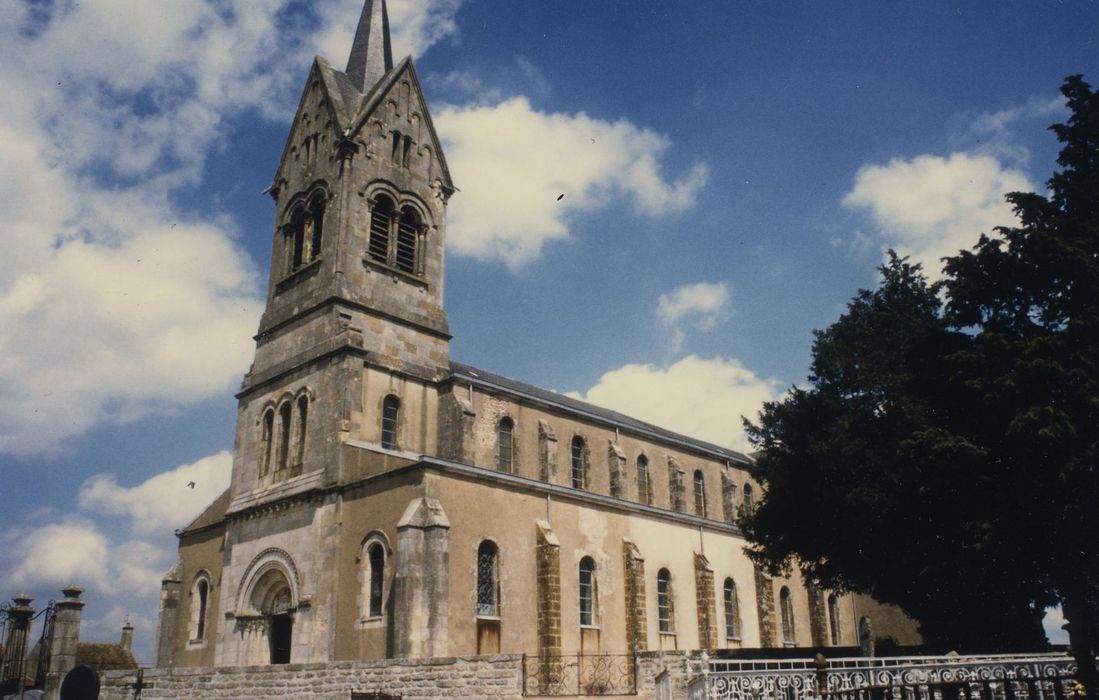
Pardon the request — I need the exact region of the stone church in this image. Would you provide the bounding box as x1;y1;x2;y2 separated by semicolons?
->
154;0;918;669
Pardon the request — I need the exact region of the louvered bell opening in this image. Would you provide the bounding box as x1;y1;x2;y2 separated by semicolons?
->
395;220;416;273
368;210;390;263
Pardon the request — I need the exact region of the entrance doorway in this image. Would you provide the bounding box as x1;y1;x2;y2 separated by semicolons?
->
269;614;293;664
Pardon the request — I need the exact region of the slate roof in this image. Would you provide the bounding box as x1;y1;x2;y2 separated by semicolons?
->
448;361;751;465
75;642;137;671
179;487;231;535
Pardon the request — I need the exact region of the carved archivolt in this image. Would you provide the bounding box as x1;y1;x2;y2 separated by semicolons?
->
234;547;303;616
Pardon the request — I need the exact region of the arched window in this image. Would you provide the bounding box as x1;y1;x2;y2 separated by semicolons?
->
779;586;795;645
306;192;324;261
395;206;420;274
693;469;707;517
285;191;325;274
260;408;274;476
294;395;308;466
723;578;740;640
366;542;386;618
570;436;586;489
743;483;754;513
277;402;292;472
381;395;399;449
191;574;210;642
828;594;841;645
476;540;499;617
579;556;597;626
368;195;395;264
636;455;651;505
657;568;674;633
497;417;515;473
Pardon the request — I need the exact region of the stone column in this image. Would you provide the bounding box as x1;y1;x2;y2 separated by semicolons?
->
154;562;182;667
693;554;717;650
45;586;85;700
806;583;828;647
754;566;776;648
392;497;450;658
2;594;35;690
622;539;647;666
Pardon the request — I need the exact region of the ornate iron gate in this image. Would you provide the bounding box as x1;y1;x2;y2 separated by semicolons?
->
0;594;57;695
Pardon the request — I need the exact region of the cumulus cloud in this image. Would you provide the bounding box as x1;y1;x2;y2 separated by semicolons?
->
1043;606;1069;645
0;1;465;455
569;355;779;453
842;153;1033;277
436;96;709;268
80;451;233;534
5;521;111;591
952;95;1066;164
313;0;463;67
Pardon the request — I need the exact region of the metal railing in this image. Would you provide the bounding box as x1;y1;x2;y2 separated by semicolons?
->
522;653;636;696
687;653;1079;700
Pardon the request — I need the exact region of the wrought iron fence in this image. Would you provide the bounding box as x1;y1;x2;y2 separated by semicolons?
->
522;653;636;696
687;653;1078;700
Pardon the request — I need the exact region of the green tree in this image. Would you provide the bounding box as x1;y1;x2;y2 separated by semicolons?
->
742;75;1098;660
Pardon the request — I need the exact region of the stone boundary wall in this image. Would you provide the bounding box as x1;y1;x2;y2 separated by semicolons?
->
100;655;524;700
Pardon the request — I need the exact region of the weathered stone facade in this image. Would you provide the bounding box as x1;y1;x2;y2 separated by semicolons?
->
693;554;718;650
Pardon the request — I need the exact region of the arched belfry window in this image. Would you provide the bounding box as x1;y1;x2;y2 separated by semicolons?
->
657;568;675;633
497;417;515;473
779;586;795;645
294;395;308;467
285;190;325;274
637;455;651;505
367;195;424;277
368;195;395;264
277;402;292;472
381;395;400;450
693;469;707;517
570;436;587;490
476;540;499;617
260;408;274;476
723;578;741;640
579;556;597;626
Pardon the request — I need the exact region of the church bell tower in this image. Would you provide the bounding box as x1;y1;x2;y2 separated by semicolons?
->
231;0;455;501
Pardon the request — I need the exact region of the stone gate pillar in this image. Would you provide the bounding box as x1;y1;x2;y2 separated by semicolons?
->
392;497;450;658
45;586;85;700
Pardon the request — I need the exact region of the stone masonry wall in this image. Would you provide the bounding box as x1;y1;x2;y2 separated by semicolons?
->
101;656;523;700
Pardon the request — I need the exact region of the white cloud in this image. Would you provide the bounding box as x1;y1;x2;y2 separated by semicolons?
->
1043;606;1069;645
657;282;730;329
0;1;463;455
436;96;709;268
313;0;464;70
80;451;233;535
842;153;1033;277
6;521;112;592
953;95;1066;164
570;355;779;453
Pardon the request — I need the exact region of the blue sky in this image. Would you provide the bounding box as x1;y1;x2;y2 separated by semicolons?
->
1;0;1095;662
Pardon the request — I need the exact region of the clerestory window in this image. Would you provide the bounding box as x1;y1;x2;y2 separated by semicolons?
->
570;436;587;490
497;417;515;473
381;395;400;450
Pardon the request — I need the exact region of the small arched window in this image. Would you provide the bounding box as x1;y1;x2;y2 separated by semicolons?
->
723;578;740;640
657;568;674;633
779;586;795;644
395;207;419;273
277;402;292;472
294;395;308;466
260;408;274;476
476;540;499;617
191;574;210;642
381;395;400;449
367;542;386;618
306;192;324;261
743;483;754;513
368;195;395;264
636;455;651;505
693;469;707;517
497;417;514;473
579;556;597;626
285;191;325;274
828;594;841;645
570;436;586;490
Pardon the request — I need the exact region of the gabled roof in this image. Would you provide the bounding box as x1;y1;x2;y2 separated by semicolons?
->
75;642;137;671
179;487;231;535
448;361;751;466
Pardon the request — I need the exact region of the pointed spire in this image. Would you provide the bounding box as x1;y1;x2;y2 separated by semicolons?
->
346;0;394;93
